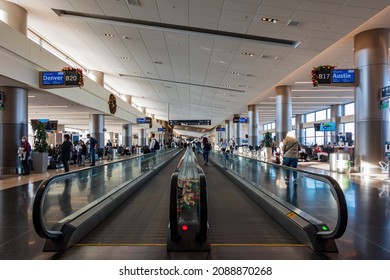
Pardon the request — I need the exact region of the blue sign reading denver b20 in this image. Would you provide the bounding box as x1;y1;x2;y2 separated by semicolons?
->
41;71;65;85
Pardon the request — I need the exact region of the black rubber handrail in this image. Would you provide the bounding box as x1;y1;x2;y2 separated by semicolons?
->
214;152;348;240
33;149;177;240
169;149;208;241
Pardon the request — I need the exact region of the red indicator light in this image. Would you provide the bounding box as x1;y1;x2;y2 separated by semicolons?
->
181;225;189;231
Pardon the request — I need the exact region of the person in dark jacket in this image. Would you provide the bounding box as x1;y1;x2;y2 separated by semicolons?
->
61;134;72;172
20;136;31;175
87;133;97;166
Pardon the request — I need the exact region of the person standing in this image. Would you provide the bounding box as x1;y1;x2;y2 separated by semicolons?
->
202;137;211;166
149;132;159;152
80;140;87;166
20;136;31;175
282;131;301;186
87;133;97;166
61;134;72;172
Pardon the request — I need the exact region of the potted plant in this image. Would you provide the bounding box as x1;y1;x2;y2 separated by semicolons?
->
31;121;49;173
264;131;273;159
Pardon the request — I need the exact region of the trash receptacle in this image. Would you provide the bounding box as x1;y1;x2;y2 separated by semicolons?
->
329;153;337;172
336;152;350;173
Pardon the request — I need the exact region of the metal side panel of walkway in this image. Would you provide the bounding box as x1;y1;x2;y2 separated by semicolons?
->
57;150;322;260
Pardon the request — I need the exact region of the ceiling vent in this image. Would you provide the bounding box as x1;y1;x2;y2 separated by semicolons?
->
287;20;300;27
127;0;140;6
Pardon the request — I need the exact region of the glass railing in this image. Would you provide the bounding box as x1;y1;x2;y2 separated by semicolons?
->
169;148;208;245
33;148;181;240
208;150;347;240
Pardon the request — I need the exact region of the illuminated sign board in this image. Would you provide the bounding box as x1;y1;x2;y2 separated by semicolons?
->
137;118;151;124
382;86;390;99
169;120;211;125
216;127;226;131
39;71;81;88
158;128;166;132
40;71;65;86
331;69;356;84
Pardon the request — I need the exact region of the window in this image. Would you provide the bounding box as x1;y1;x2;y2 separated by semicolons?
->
315;110;327;121
305;128;315;145
292;117;296;126
306;112;315;123
344;103;354;116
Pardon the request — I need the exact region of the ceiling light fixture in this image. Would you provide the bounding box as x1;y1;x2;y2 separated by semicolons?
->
120;56;131;60
242;51;255;56
29;105;69;108
261;17;278;23
127;0;140;6
291;89;353;92
231;71;241;75
53;9;301;48
103;33;114;37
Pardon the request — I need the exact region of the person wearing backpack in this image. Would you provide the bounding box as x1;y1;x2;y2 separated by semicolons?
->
149;132;160;152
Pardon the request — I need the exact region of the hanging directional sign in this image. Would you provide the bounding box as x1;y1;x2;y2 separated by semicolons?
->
169;119;211;125
382;86;390;99
380;99;389;109
137;117;151;124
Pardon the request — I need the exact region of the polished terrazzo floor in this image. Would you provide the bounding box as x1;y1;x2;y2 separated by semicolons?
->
1;155;390;260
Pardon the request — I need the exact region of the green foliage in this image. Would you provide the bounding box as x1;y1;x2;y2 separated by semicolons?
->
264;131;273;148
33;121;48;152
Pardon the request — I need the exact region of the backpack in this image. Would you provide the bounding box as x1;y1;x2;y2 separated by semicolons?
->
153;139;160;150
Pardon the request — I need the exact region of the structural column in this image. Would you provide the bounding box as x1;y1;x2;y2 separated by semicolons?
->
138;128;146;146
354;28;390;173
225;120;230;142
0;87;28;174
295;114;304;145
248;104;259;147
89;114;104;150
234;122;241;147
330;104;343;144
89;70;104;86
0;2;27;35
275;85;292;144
122;124;132;147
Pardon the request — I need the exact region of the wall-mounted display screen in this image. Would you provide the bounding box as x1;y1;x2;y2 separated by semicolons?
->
320;122;336;131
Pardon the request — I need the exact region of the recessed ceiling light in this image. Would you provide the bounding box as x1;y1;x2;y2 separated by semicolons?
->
120;56;131;60
154;61;163;64
242;51;255;57
261;17;278;23
231;71;241;75
224;84;232;88
28;95;36;98
103;33;114;37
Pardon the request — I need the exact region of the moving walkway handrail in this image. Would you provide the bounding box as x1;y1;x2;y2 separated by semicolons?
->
214;152;348;240
33;150;177;241
33;171;75;240
169;149;208;241
265;161;347;240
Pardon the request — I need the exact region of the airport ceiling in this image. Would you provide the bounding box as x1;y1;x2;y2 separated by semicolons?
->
4;0;390;135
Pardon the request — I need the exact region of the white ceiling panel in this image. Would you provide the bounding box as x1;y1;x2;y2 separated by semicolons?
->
2;0;390;133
